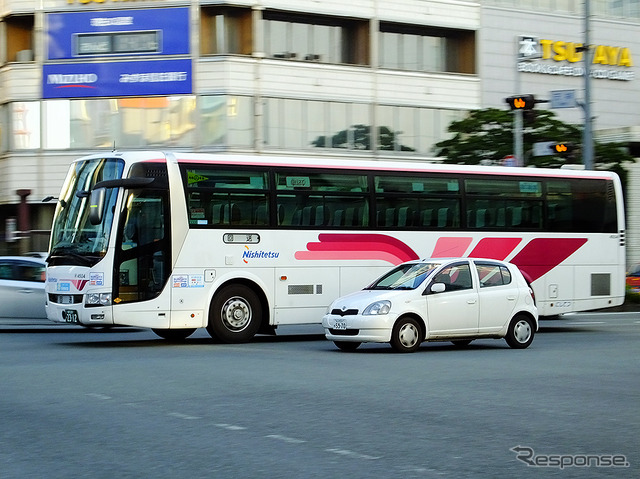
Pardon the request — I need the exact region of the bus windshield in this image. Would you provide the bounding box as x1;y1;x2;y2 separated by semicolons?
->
49;157;125;265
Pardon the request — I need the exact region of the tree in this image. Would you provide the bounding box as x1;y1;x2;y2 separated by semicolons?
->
434;108;634;181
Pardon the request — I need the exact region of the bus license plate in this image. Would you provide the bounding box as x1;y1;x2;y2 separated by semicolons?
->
63;310;79;323
334;320;347;330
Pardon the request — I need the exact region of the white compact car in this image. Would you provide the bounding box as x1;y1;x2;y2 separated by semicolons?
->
323;258;538;353
0;256;47;320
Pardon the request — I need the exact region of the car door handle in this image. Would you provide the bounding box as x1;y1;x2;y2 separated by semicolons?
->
467;299;477;304
507;296;516;301
19;289;35;294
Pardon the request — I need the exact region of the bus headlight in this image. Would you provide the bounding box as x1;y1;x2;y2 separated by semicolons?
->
86;293;112;306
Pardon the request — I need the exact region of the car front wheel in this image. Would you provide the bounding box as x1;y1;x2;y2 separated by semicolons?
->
505;315;535;349
207;285;262;343
391;317;422;353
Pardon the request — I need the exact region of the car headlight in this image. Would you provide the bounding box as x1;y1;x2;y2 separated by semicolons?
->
86;293;112;306
363;300;391;315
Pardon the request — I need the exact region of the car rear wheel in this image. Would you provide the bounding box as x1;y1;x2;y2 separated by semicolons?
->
334;341;361;352
391;317;422;353
505;314;535;349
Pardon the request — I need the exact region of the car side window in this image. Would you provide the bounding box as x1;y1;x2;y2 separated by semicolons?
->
433;264;473;292
0;263;11;280
476;263;512;288
17;263;46;282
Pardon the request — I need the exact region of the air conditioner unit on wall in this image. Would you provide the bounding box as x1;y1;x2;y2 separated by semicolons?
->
16;50;33;62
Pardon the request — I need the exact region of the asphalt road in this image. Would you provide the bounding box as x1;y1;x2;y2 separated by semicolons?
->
1;313;638;478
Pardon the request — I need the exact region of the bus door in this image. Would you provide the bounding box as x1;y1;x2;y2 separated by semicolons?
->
112;187;172;325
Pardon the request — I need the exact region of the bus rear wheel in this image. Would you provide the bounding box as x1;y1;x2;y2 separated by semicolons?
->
207;284;262;343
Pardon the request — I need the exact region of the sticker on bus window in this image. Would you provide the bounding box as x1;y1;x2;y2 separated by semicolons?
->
190;207;205;219
286;177;310;188
519;181;541;194
187;171;209;184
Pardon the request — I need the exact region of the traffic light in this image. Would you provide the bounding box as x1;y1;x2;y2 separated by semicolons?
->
505;94;536;110
553;143;573;157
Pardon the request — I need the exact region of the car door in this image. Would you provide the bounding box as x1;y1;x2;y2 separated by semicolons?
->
475;261;518;333
0;259;46;319
425;262;479;336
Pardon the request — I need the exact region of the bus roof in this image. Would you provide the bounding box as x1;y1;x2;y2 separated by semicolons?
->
78;150;620;181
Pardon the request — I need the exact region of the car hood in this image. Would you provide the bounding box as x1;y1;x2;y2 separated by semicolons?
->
330;289;414;313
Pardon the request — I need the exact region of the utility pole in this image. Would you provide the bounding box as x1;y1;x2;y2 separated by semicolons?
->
583;0;594;170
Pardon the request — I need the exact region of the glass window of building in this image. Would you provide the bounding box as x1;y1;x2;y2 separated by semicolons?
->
41;97;196;150
3;14;35;63
263;11;368;65
12;102;40;150
226;96;253;148
201;6;253;55
379;23;474;74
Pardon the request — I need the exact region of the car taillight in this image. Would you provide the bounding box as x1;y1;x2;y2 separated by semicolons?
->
528;286;536;304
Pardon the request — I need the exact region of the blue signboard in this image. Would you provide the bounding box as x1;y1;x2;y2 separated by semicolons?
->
43;59;193;98
47;8;190;60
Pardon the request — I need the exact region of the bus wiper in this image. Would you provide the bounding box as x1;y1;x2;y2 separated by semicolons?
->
49;250;95;266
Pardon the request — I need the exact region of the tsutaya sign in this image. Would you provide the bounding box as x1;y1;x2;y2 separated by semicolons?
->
518;35;634;81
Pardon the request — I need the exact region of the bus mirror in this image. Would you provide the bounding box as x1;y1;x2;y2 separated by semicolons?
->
89;188;106;225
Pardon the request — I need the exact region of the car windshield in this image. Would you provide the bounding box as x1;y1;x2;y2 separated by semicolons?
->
49;157;124;265
365;262;441;290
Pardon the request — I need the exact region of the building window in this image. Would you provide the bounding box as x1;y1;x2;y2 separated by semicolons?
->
263;11;368;65
3;14;35;63
12;102;40;150
201;6;253;55
201;95;253;149
41;97;196;150
379;23;475;74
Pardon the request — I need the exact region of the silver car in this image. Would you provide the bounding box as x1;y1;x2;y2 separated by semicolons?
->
323;258;538;353
0;256;47;320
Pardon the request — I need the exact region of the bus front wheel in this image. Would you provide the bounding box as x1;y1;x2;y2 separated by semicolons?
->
152;328;196;341
207;285;262;343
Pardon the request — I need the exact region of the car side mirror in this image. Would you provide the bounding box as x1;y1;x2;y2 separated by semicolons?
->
425;282;446;295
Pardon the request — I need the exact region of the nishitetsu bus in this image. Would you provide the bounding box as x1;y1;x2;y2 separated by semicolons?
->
44;151;625;341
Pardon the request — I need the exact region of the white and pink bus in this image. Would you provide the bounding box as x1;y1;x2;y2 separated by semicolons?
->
45;151;625;341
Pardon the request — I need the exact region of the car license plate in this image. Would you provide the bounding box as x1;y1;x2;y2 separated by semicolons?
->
333;320;347;330
63;310;79;323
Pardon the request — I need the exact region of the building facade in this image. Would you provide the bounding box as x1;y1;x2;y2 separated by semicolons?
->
0;0;479;252
1;0;639;261
480;0;640;264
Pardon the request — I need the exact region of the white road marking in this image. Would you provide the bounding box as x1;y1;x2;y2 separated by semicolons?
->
214;423;247;431
265;434;307;444
325;448;381;460
168;412;200;420
86;393;111;400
